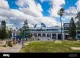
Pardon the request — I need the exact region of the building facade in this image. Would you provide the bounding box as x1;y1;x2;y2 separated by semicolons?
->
12;23;80;40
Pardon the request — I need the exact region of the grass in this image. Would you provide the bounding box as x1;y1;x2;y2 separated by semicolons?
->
20;40;80;53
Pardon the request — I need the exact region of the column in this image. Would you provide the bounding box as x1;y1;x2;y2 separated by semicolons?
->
51;33;52;39
62;33;64;40
41;33;42;37
56;33;58;40
37;33;38;37
46;33;47;38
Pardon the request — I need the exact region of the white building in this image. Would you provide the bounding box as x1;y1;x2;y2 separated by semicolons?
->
11;22;80;40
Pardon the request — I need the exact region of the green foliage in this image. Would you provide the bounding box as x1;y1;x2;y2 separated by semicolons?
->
75;12;80;30
26;28;31;38
76;20;80;30
0;20;8;40
69;17;76;39
59;8;64;16
7;41;12;47
7;29;12;38
19;28;24;37
0;29;7;40
76;12;80;20
19;20;32;39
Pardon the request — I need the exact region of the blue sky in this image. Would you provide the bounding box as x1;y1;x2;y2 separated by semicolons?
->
0;0;80;29
7;0;77;16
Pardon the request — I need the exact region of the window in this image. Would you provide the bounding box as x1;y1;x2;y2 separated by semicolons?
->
38;33;41;37
42;33;46;37
77;31;80;34
52;34;56;36
47;33;51;37
64;27;69;30
34;33;37;37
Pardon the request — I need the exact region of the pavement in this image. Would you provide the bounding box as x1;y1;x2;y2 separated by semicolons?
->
0;43;22;53
71;47;80;50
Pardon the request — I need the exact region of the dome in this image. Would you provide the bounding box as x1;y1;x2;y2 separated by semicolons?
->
34;22;46;28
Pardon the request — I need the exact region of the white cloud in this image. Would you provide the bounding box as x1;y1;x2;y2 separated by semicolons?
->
40;0;50;3
16;0;43;17
0;0;9;9
36;17;61;27
76;0;80;11
64;7;77;19
15;0;61;27
49;0;65;17
0;0;62;29
49;6;61;17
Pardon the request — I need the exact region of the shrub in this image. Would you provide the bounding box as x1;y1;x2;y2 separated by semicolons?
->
3;45;6;47
38;38;39;40
7;41;12;47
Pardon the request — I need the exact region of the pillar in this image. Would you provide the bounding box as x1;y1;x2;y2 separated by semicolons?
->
37;33;38;37
51;33;52;39
41;33;42;37
46;33;47;38
56;33;58;40
62;33;64;40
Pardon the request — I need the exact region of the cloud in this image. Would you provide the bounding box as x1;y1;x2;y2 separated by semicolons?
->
16;0;43;17
49;0;65;17
15;0;61;27
64;7;77;19
0;0;9;9
76;0;80;11
49;6;61;17
40;0;50;3
0;0;62;29
36;17;61;27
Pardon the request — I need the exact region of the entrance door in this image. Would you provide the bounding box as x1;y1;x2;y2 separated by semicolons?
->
52;34;56;40
65;35;69;40
58;34;61;40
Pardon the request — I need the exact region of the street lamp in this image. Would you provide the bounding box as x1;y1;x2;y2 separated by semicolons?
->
22;25;26;47
22;20;27;47
59;8;64;40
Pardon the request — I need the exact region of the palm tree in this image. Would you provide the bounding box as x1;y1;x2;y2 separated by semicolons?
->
59;8;64;40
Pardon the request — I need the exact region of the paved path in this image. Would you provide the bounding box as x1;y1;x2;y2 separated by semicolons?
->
0;44;22;53
71;47;80;50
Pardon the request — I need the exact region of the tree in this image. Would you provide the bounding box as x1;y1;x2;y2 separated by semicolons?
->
76;20;80;30
26;25;31;38
59;8;64;40
75;12;80;20
19;28;24;37
24;20;31;39
0;20;7;40
69;17;76;40
8;29;12;38
20;20;31;41
75;12;80;30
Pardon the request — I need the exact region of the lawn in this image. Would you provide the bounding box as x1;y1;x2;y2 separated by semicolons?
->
20;40;80;52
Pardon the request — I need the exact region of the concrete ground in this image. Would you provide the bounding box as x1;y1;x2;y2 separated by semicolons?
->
0;43;22;53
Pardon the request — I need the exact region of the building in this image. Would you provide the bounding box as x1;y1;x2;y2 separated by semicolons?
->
12;22;80;40
63;23;70;39
25;22;65;40
63;23;80;40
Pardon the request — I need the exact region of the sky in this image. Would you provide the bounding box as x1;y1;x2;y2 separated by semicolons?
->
0;0;80;29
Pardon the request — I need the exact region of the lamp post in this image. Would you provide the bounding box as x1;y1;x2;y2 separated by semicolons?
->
59;8;64;40
22;25;26;47
22;20;27;47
